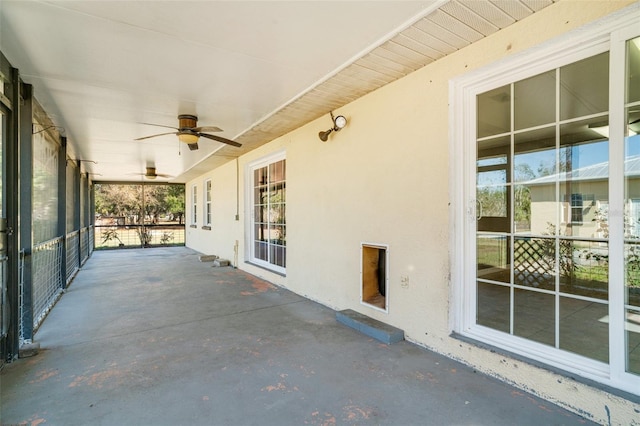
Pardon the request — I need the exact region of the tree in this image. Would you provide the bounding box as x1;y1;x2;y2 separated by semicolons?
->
95;184;184;224
514;163;535;226
165;185;185;224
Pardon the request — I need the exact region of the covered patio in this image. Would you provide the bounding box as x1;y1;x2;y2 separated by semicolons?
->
1;247;591;425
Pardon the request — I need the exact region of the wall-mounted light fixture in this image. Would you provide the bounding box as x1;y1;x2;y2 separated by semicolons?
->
318;111;347;142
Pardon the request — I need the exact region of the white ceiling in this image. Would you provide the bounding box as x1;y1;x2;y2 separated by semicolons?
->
0;0;555;183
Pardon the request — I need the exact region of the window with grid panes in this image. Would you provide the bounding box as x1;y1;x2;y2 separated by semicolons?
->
249;154;285;273
204;179;211;226
191;184;197;225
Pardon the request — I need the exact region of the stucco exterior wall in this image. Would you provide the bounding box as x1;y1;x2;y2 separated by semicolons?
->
185;160;243;265
186;1;640;423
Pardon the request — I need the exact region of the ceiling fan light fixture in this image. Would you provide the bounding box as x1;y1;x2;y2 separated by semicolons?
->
178;132;199;144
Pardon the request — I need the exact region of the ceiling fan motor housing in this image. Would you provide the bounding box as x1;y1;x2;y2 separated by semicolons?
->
178;114;198;129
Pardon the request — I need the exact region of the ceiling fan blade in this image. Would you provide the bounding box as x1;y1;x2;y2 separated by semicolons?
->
135;132;178;141
193;126;223;133
187;143;199;151
199;133;242;147
139;122;180;131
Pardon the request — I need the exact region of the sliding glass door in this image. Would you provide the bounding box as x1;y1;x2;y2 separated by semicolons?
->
461;23;640;394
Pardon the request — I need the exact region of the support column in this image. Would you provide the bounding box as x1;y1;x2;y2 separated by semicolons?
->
5;67;20;359
80;172;88;263
19;83;33;343
90;182;95;251
74;160;81;268
82;173;89;228
58;138;67;287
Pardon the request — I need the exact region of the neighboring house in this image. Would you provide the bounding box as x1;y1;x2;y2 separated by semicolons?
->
526;153;640;238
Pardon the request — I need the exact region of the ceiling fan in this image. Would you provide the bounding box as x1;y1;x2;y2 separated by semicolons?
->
139;167;172;180
135;114;242;151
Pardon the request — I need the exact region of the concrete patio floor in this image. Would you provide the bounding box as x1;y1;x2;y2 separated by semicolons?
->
1;247;593;425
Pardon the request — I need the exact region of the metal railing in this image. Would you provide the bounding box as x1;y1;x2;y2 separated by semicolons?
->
88;225;95;256
95;224;185;249
16;251;22;344
32;237;64;331
66;230;80;284
80;227;89;265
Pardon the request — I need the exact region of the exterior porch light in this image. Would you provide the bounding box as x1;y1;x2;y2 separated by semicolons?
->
319;111;347;142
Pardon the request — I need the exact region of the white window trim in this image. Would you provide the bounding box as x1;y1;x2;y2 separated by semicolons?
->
245;149;286;275
204;178;212;227
450;5;640;396
191;184;198;226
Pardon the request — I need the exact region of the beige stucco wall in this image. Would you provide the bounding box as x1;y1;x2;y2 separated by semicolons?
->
185;160;243;267
187;1;640;424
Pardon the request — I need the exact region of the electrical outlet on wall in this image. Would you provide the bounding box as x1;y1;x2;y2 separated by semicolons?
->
400;275;409;288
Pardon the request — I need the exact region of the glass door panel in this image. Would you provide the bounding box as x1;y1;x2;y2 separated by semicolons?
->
477;281;510;333
558;118;609;238
559;297;609;363
477;135;510;233
514;71;556;130
477;85;510;139
250;158;286;271
0;111;5;342
474;50;612;365
626;310;640;374
625;36;640;375
627;37;640;104
477;235;510;283
513;236;556;291
560;52;609;120
514;126;556;235
463;19;640;394
513;289;555;347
